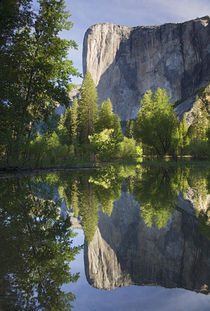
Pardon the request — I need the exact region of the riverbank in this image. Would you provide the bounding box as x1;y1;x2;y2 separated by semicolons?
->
0;165;104;179
1;158;210;179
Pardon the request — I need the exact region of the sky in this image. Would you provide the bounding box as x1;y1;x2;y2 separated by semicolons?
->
63;0;210;84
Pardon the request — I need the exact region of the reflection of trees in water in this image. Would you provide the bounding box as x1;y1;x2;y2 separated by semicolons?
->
187;170;209;213
128;165;210;231
51;171;99;244
46;164;210;241
53;166;136;243
1;165;209;308
127;166;188;228
0;177;80;311
188;169;210;239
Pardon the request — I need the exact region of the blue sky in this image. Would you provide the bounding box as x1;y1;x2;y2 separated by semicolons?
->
63;0;210;84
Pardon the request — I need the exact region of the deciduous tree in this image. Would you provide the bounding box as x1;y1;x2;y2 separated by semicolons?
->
0;0;79;165
134;88;178;156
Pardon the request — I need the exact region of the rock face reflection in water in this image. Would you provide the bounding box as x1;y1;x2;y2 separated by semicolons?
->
0;164;210;310
84;182;210;294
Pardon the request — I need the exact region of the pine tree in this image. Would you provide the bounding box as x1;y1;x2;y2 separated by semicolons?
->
96;97;123;147
77;72;98;144
58;96;78;148
97;98;114;131
78;179;99;244
58;106;72;146
71;97;78;145
126;119;134;138
111;114;124;144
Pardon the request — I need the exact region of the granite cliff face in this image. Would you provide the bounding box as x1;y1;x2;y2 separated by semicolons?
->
84;191;210;293
83;16;210;120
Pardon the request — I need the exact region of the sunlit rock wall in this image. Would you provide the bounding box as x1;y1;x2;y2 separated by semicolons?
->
83;16;210;120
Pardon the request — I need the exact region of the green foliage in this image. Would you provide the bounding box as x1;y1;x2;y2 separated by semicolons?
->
126;120;134;138
118;137;139;160
58;97;78;147
89;166;129;216
0;176;81;310
53;164;210;241
71;97;79;144
58;107;72;145
58;179;80;218
29;131;75;166
78;181;99;244
77;72;98;145
89;129;115;161
171;114;189;156
187;170;209;214
185;88;210;158
0;0;79;165
186;140;210;158
207;127;210;146
128;165;190;229
188;99;209;141
111;114;124;144
135;88;178;156
89;98;125;161
97;98;114;132
53;165;136;243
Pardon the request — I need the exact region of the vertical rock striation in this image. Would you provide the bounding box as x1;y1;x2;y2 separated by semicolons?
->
83;16;210;120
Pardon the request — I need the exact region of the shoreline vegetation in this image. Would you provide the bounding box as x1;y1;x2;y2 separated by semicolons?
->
0;1;209;169
1;76;209;169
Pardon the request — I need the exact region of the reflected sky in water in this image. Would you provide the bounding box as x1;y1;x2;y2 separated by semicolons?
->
68;229;210;311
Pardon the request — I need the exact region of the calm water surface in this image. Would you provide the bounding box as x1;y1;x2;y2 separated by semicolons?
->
1;164;210;310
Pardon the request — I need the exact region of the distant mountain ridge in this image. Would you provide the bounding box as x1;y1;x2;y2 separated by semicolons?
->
82;16;210;120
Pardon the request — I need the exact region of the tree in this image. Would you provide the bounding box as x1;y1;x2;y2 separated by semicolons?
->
0;0;79;165
89;118;124;161
134;88;178;156
97;98;114;132
188;96;209;141
77;72;98;145
110;114;124;145
126;120;134;138
58;106;72;146
58;97;78;145
89;129;114;161
89;98;124;160
118;137;138;160
185;86;210;158
0;0;30;47
207;127;210;144
171;114;189;157
128;165;190;229
70;97;79;145
77;176;99;244
89;166;125;216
